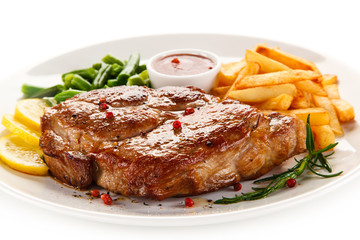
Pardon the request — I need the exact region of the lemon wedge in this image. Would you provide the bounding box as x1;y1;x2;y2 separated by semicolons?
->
14;98;47;131
1;114;41;147
0;134;48;175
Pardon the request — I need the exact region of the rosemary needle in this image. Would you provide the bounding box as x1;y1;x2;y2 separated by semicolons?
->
214;115;343;204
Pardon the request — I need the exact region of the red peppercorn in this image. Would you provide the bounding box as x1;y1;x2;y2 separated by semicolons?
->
106;111;114;119
184;107;195;115
233;182;242;191
173;120;181;129
185;197;194;207
286;178;296;188
99;97;106;103
171;58;180;64
91;189;100;197
99;102;109;110
101;193;113;205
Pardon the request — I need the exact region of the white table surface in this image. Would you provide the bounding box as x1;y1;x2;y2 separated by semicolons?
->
1;1;359;239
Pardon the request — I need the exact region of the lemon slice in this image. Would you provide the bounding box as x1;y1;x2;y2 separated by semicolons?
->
0;134;48;175
1;114;41;147
14;98;47;131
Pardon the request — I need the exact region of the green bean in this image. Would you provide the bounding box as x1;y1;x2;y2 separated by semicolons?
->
139;69;149;80
136;64;147;74
61;68;97;82
107;79;119;87
20;52;152;103
126;74;145;86
21;84;44;98
139;70;151;87
63;73;74;89
43;97;57;107
54;89;84;102
117;52;140;85
102;54;124;66
92;64;112;89
92;63;102;70
110;63;123;78
117;75;128;85
70;74;92;91
22;84;64;98
144;79;152;88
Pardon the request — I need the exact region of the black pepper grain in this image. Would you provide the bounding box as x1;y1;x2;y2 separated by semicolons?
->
206;141;213;147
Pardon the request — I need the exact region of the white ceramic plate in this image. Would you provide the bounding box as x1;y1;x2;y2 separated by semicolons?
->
0;34;359;226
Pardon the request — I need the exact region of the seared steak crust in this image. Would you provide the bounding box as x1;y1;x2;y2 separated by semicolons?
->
40;86;305;200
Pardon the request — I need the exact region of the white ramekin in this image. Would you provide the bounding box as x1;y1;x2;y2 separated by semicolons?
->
146;49;221;92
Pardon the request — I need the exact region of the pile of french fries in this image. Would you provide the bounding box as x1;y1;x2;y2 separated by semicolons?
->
211;43;355;150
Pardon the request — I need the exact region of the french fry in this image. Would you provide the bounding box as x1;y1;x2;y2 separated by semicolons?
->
321;74;338;86
323;84;340;99
255;94;294;110
210;86;230;98
291;89;312;109
331;99;355;122
211;43;355;143
312;95;343;136
228;83;297;103
236;70;320;89
245;49;291;73
312;125;336;150
277;108;331;126
254;43;321;73
223;61;260;99
294;80;327;96
217;60;246;86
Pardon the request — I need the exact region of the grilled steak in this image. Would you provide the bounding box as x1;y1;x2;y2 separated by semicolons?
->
40;86;306;200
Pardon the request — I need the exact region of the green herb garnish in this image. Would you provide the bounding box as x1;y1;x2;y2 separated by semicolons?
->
214;115;343;204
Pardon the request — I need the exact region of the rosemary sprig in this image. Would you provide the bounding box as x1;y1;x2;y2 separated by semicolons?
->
214;115;343;204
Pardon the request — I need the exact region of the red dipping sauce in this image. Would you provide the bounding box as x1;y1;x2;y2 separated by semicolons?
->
152;54;216;76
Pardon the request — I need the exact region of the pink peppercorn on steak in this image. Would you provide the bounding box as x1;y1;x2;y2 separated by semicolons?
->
40;86;306;200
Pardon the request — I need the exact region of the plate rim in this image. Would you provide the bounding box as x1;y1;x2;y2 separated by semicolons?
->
0;33;359;226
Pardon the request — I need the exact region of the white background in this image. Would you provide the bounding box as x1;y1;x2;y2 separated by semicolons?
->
0;0;359;239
